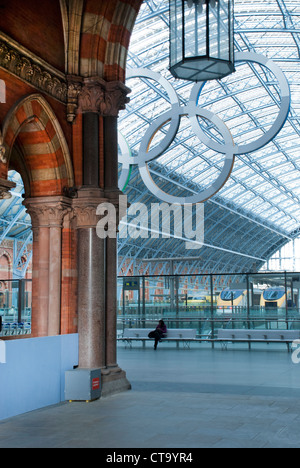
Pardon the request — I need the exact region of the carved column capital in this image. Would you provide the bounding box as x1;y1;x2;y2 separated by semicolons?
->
24;196;73;228
77;78;131;117
77;77;105;114
72;187;108;229
104;81;131;117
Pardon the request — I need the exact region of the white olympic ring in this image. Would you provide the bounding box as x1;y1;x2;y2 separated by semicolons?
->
118;52;291;204
191;52;291;155
138;104;235;204
118;131;132;191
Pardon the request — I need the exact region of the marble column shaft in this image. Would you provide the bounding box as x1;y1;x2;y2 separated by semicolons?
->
72;77;131;394
24;197;72;337
103;115;122;370
73;188;107;369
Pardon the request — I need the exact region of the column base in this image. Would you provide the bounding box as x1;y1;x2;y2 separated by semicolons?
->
101;367;131;398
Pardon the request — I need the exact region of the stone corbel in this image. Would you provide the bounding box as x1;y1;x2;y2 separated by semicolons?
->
67;75;83;123
0;130;8;164
0;178;16;199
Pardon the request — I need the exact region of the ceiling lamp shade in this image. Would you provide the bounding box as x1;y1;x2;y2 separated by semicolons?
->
169;0;235;82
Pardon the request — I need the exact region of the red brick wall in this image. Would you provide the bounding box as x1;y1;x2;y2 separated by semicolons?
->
0;0;65;73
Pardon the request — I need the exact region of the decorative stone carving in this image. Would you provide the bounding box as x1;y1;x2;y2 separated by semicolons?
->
0;33;131;117
24;197;72;228
0;178;16;199
73;205;100;229
77;78;131;117
0;132;6;164
0;33;67;103
105;81;131;117
72;187;108;229
67;75;83;123
77;77;105;114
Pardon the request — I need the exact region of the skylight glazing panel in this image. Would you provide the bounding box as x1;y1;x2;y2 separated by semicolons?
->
121;0;300;237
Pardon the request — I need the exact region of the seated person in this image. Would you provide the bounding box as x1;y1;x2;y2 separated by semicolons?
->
148;320;167;350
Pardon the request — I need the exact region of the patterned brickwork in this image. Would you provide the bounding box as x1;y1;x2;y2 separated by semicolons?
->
0;0;143;339
2;95;74;197
80;0;142;81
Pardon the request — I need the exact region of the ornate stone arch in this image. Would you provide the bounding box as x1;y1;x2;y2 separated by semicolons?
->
0;249;12;278
2;94;74;197
79;0;143;81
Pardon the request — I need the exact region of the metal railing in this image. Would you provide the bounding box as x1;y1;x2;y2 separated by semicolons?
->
0;279;32;337
117;308;300;342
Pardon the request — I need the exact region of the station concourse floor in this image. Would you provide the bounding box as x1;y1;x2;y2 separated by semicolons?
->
1;342;300;448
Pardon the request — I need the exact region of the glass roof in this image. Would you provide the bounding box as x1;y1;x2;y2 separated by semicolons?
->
0;171;31;241
1;0;300;277
119;0;300;237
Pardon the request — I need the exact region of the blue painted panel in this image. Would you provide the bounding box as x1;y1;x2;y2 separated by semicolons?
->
0;334;78;420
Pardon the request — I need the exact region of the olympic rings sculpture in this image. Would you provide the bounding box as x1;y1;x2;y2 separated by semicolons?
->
118;52;291;205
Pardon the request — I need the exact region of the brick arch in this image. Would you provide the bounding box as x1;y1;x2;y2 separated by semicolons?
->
80;0;143;81
0;250;12;279
2;94;74;197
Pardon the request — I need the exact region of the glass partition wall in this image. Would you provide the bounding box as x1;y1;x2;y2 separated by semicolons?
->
0;279;32;336
2;273;298;339
117;272;300;340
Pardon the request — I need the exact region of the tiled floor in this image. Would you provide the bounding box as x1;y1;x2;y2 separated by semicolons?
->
1;343;300;448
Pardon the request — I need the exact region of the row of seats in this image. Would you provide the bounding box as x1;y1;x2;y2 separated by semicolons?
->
216;329;300;351
118;328;197;348
0;322;31;336
217;329;300;341
118;327;300;352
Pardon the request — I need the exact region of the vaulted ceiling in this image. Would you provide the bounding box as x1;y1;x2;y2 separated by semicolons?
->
118;0;300;275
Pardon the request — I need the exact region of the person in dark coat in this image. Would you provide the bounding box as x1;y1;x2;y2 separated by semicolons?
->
148;320;168;350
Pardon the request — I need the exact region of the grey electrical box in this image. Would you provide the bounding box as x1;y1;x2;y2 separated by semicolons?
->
65;368;101;402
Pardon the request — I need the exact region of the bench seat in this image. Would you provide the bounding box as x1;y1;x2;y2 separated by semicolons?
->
118;328;197;348
216;329;300;351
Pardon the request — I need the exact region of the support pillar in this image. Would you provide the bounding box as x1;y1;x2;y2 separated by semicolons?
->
24;196;72;337
73;188;107;369
72;77;131;397
102;114;126;384
105;235;118;369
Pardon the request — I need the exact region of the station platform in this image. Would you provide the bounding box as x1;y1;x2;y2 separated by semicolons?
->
1;343;300;448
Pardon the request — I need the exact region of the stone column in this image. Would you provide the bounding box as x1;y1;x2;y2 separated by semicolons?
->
102;83;131;394
73;187;107;369
73;77;131;396
105;236;120;370
24;196;72;336
103;115;122;373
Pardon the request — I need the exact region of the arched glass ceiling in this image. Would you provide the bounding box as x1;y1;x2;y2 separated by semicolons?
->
0;171;31;241
261;237;300;271
0;171;32;278
119;0;300;238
